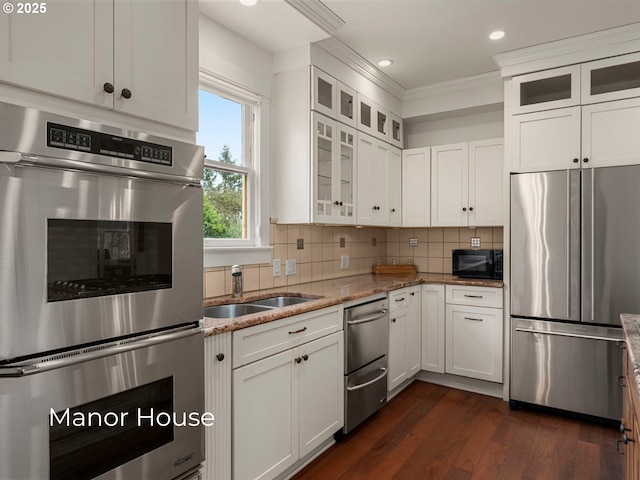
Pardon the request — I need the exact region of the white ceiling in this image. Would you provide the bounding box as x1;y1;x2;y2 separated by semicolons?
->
199;0;640;91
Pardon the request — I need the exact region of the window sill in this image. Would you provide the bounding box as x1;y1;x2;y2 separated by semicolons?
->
203;245;272;268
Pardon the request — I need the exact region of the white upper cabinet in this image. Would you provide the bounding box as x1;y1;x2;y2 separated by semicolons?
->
337;82;357;128
581;52;640;104
432;140;503;227
511;65;581;115
389;113;403;148
402;147;431;227
0;0;198;130
312;67;337;119
357;94;376;137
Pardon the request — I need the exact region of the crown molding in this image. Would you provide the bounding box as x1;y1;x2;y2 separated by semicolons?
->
284;0;345;36
314;37;406;100
494;22;640;78
403;71;502;102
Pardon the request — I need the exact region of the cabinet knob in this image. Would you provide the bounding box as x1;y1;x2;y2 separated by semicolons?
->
469;207;474;212
334;201;340;206
391;208;396;213
339;201;343;206
391;318;396;323
103;82;115;94
121;88;132;99
410;292;415;296
573;158;579;163
302;354;309;361
462;207;467;212
583;157;589;163
216;353;225;362
295;357;302;364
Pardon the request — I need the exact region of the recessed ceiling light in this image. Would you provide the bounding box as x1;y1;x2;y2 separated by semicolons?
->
489;30;506;40
239;0;258;5
377;59;393;68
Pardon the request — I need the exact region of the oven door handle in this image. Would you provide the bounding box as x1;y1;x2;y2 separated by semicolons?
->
347;368;388;391
0;325;200;377
346;310;388;325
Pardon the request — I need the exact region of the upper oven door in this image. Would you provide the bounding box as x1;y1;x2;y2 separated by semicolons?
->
0;163;203;360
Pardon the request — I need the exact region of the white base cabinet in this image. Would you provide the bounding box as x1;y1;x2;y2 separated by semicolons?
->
421;284;446;374
232;307;343;480
204;332;232;480
444;286;503;383
388;286;421;391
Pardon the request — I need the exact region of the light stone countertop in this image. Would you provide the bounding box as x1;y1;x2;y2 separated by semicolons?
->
201;273;503;337
621;313;640;398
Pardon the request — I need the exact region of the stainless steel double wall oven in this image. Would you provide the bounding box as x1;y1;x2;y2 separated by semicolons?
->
0;102;206;480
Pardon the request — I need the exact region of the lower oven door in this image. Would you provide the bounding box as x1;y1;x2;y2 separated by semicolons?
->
344;356;388;434
0;328;204;480
0;163;203;360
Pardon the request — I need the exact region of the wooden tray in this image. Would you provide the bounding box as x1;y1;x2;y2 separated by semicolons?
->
372;264;417;275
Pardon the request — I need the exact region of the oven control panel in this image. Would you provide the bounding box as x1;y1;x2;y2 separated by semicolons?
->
47;122;173;167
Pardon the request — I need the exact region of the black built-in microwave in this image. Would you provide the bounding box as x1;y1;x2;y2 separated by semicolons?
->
452;249;503;280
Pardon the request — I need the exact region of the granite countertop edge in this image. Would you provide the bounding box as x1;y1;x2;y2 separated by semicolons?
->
201;273;503;337
621;313;640;398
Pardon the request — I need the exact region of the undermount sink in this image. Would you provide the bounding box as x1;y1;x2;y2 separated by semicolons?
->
249;296;318;308
203;303;273;319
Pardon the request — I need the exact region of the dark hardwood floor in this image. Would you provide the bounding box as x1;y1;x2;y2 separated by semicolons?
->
293;381;623;480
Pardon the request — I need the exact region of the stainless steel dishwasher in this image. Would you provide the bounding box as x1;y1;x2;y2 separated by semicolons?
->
342;296;389;434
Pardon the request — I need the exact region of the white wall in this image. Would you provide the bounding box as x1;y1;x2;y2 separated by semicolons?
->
404;108;504;148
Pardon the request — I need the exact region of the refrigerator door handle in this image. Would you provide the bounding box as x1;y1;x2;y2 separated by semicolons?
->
582;169;594;323
514;327;623;343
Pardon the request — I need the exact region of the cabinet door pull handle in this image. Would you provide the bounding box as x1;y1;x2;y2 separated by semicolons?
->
121;88;132;99
464;294;483;298
395;297;405;302
617;375;626;387
464;317;483;322
103;82;114;94
288;327;307;335
216;353;225;362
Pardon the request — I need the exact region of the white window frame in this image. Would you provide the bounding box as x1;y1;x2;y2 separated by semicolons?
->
200;69;271;267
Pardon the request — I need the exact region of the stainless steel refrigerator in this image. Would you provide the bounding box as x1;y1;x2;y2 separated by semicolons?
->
510;166;640;421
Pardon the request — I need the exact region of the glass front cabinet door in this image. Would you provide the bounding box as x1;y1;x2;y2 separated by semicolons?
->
312;112;356;224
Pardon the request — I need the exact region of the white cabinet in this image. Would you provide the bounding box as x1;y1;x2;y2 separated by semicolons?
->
581;52;640;105
0;0;197;130
402;147;431;227
444;286;503;383
511;65;581;115
204;332;232;480
356;132;401;226
421;284;445;374
356;94;403;148
388;286;421;392
232;306;343;480
431;139;503;227
311;67;357;128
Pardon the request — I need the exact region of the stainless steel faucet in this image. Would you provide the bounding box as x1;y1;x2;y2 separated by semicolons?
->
231;264;243;298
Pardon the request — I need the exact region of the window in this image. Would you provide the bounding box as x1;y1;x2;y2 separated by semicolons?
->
198;71;271;267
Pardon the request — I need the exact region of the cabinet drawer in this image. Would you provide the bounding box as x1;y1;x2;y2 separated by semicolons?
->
389;289;409;311
232;306;343;367
445;285;503;308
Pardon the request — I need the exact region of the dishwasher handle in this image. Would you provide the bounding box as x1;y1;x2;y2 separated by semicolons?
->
515;327;623;343
347;310;388;326
347;368;388;391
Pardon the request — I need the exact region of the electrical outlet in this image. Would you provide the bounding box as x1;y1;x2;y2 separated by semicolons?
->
286;259;296;276
273;259;281;277
341;255;349;270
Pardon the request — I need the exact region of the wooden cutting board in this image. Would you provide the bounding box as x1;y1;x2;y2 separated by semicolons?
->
371;264;417;275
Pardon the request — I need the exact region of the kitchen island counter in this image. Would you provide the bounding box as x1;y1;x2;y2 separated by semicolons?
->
202;273;503;336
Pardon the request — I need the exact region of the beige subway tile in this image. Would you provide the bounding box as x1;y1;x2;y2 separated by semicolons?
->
386;228;400;243
414;243;429;258
429;257;444;274
322;261;335;280
443;260;453;274
443;228;459;243
414;228;430;243
274;224;288;244
311;225;324;243
386;242;400;260
273;273;287;288
286;244;301;263
269;223;276;245
399;242;414;258
298;244;312;264
414;257;428;273
322;243;334;262
287;225;300;244
298;263;312;284
399;256;414;266
204;270;226;298
493;227;504;243
312;262;323;282
273;244;287;262
476;227;493;243
243;267;260;293
332;244;343;260
311;244;323;263
259;265;274;290
428;228;444;243
459;228;476;245
286;271;300;286
322;226;333;243
399;228;414;244
494;242;504;249
428;243;444;258
443;243;458;257
299;225;312;243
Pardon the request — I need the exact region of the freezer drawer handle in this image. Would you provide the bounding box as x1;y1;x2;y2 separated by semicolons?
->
347;368;388;391
464;317;483;322
347;310;388;325
515;327;623;343
288;327;307;335
464;294;483;299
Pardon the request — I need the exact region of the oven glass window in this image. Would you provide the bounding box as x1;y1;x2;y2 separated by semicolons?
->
49;377;174;480
458;255;489;272
47;220;172;302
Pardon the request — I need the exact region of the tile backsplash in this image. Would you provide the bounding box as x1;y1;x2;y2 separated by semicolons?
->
203;224;503;298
